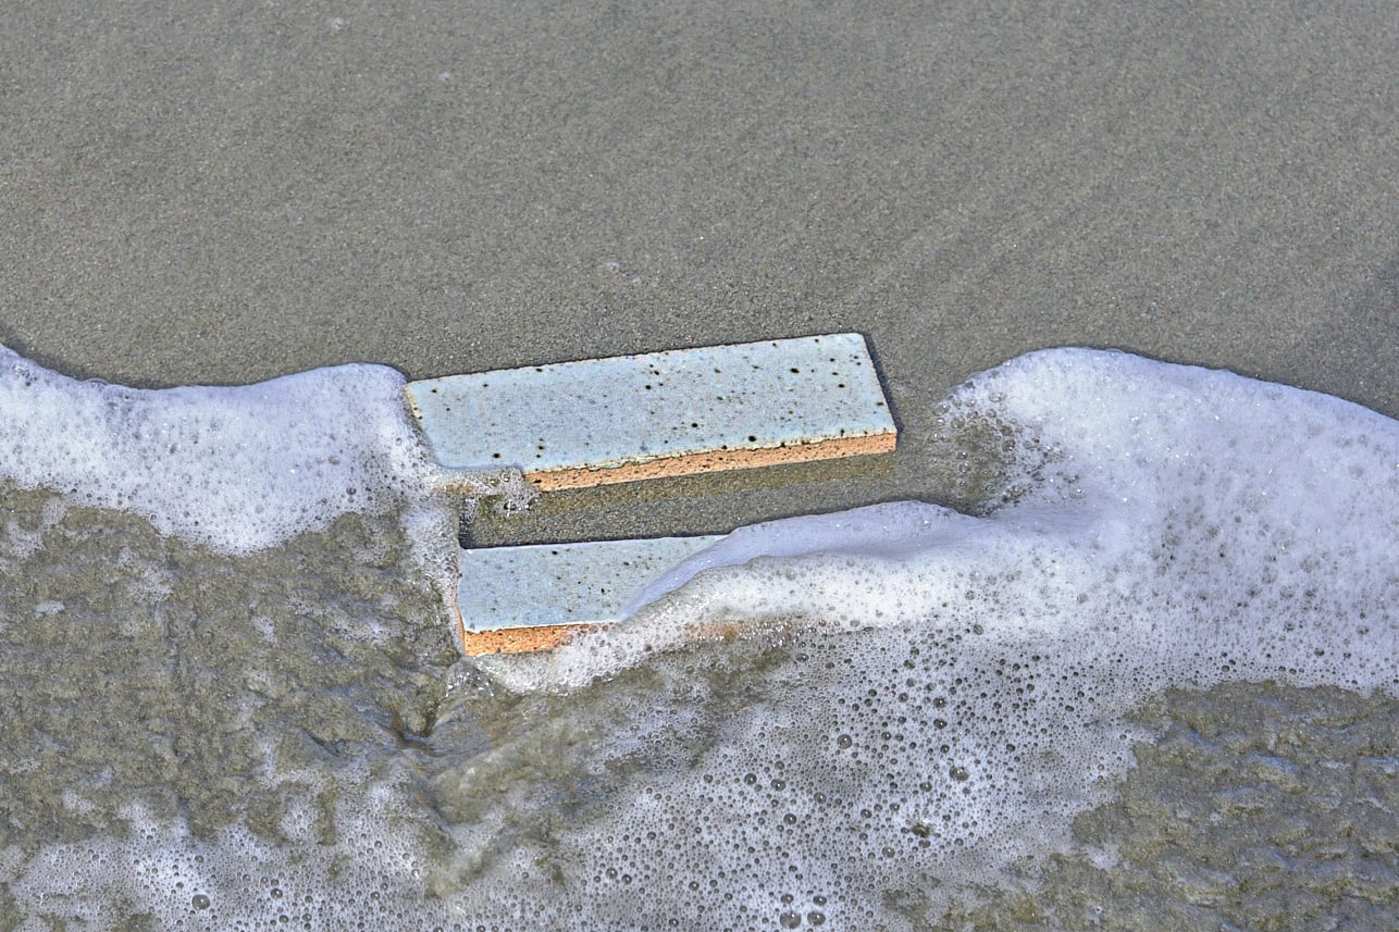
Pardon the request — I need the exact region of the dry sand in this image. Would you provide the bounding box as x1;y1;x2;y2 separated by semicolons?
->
3;0;1397;543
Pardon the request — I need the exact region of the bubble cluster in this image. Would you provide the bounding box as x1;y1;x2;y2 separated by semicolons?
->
2;347;1396;928
453;348;1396;925
0;344;446;555
9;785;460;930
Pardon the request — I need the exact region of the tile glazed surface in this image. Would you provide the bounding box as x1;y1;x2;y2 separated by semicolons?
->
406;334;896;488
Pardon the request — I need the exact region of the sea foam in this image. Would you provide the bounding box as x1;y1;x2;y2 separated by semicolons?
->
3;346;1396;929
434;349;1397;927
0;344;443;554
497;348;1399;692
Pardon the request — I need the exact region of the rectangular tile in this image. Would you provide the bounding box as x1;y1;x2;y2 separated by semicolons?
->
455;535;723;654
406;333;896;490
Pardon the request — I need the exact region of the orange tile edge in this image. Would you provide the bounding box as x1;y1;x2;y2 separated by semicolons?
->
521;430;896;492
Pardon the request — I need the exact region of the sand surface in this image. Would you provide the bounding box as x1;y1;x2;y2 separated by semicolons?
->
3;9;1399;923
2;0;1397;544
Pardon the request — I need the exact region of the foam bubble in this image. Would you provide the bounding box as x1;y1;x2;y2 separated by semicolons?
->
8;784;455;930
4;347;1397;928
498;348;1398;692
426;352;1397;927
0;344;448;553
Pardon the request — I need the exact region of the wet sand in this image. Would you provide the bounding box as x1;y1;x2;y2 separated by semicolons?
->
3;0;1397;546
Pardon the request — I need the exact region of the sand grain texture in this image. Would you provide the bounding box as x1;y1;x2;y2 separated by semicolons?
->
3;1;1396;547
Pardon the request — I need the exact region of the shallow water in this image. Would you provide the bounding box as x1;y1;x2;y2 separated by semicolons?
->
0;347;1395;929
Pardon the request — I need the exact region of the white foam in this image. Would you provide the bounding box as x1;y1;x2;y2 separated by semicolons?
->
444;349;1397;927
0;344;445;554
8;786;455;930
500;348;1398;691
6;346;1397;928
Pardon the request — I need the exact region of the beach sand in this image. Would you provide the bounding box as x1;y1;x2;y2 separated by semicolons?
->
3;5;1399;925
2;0;1396;546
